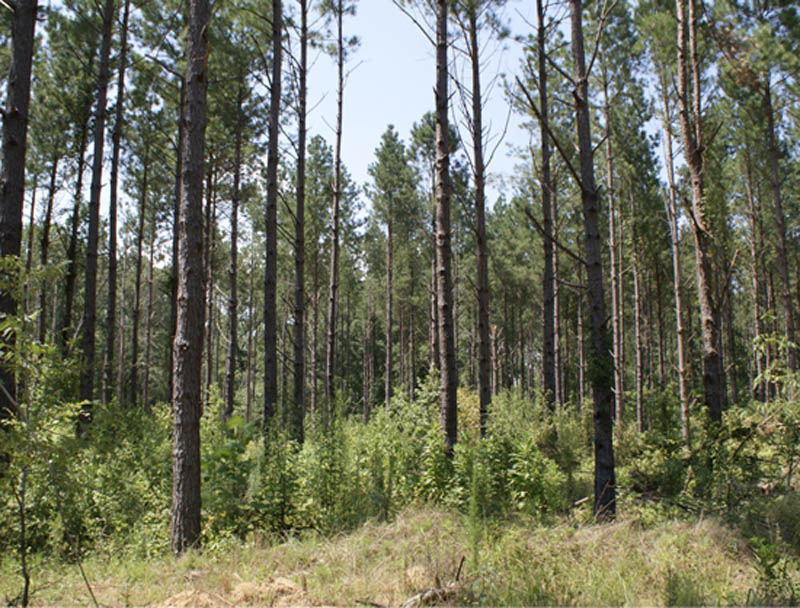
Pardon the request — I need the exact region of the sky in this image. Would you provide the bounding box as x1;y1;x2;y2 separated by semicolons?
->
303;0;537;207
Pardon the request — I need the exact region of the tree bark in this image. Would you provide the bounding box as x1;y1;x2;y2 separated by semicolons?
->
569;0;615;518
536;0;556;411
763;79;795;371
143;207;156;411
223;80;245;422
0;0;38;426
659;67;690;449
325;0;344;408
130;148;149;408
38;152;59;344
630;192;644;433
435;0;457;456
463;6;491;434
743;134;764;400
103;0;130;406
292;0;308;443
385;217;393;409
169;81;186;404
61;114;90;353
602;68;623;428
264;0;283;437
675;0;724;422
171;0;209;554
79;0;116;428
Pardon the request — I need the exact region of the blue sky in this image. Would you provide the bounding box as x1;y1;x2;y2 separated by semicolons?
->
304;0;536;207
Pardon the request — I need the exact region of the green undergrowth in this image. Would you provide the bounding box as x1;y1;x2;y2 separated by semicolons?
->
3;358;800;605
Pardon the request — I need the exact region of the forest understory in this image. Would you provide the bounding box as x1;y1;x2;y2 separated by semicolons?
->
2;378;800;606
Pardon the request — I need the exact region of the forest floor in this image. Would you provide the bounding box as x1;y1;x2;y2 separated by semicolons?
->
1;504;773;606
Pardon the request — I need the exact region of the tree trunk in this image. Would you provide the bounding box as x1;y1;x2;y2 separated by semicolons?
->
311;252;319;418
171;0;209;554
435;0;457;456
246;239;255;423
204;170;216;409
385;217;393;409
0;0;37;428
223;81;245;422
464;7;491;434
763;79;795;370
630;192;644;432
491;324;498;396
554;188;563;406
130;147;149;408
429;210;440;371
23;179;36;322
675;0;724;422
169;81;186;404
143;207;156;411
61;118;90;353
325;0;344;408
570;0;615;518
39;152;59;344
292;0;308;443
602;69;623;428
103;0;130;406
79;0;116;428
743;134;764;400
659;67;690;449
536;0;556;411
263;0;282;437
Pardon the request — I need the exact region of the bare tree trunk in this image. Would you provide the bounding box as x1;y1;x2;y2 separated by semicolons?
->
435;0;457;456
743;134;764;400
630;192;644;433
103;0;130;406
246;240;255;423
577;279;585;407
659;67;690;449
536;0;556;411
325;0;344;408
116;253;126;399
385;218;393;409
409;295;415;401
602;69;623;428
0;0;38;427
39;153;60;344
570;0;615;518
429;211;440;371
491;324;498;396
292;0;308;443
311;253;319;418
363;300;372;422
143;209;156;411
78;0;116;427
554;188;563;407
263;0;282;437
457;7;491;432
61;118;90;353
171;0;209;554
223;81;245;422
204;173;216;410
130;147;149;408
22;180;36;327
676;0;724;422
169;81;186;404
763;79;795;370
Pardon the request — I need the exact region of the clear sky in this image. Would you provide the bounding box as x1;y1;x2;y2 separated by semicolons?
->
304;0;536;207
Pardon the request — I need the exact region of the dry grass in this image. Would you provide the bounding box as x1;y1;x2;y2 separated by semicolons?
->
1;506;767;606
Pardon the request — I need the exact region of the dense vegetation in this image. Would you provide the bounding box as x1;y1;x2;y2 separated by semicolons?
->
1;0;799;604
